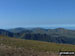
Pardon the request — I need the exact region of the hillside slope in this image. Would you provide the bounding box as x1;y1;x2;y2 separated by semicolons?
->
0;28;75;44
0;36;75;56
8;28;75;44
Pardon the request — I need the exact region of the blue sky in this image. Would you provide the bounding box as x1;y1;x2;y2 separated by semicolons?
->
0;0;75;29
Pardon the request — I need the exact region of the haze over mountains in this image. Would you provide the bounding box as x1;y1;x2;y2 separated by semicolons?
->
0;27;75;45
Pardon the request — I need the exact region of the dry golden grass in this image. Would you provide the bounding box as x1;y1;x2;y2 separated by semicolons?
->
0;35;75;56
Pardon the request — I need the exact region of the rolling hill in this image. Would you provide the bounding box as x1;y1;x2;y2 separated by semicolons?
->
8;28;75;44
0;35;75;56
0;27;75;45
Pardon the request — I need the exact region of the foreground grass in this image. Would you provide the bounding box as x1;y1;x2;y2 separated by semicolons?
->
0;36;75;56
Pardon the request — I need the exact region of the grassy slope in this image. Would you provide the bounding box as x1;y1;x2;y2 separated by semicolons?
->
0;36;75;56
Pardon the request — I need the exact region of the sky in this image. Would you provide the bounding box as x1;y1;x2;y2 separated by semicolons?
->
0;0;75;29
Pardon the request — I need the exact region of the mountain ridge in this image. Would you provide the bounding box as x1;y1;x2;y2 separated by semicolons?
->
0;27;75;45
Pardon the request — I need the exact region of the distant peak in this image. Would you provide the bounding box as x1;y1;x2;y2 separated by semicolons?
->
55;28;65;30
14;27;25;29
56;28;65;29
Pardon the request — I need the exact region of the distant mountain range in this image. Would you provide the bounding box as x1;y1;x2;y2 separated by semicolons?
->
0;27;75;45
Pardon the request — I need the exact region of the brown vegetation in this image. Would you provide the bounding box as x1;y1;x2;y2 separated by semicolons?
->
0;44;58;56
0;36;75;56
